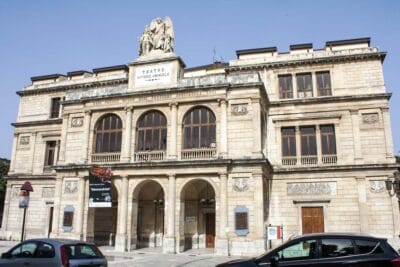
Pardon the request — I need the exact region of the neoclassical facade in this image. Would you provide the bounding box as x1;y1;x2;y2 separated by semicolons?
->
2;31;399;256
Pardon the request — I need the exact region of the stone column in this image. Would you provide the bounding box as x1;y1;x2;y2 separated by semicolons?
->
252;98;262;158
381;107;395;160
350;110;362;163
58;114;69;163
82;111;92;163
1;184;12;233
51;177;63;237
316;125;322;164
312;72;318;97
219;99;228;158
169;103;178;160
116;176;129;251
295;126;301;165
356;177;369;232
9;134;18;173
253;172;265;254
29;132;37;174
122;107;133;162
216;173;228;255
163;174;176;253
54;140;60;165
76;176;86;240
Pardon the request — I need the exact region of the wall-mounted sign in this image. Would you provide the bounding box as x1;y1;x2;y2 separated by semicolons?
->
267;226;282;240
89;167;112;207
19;190;29;208
135;63;172;86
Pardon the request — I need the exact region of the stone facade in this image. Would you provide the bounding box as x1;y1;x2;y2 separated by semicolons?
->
2;34;399;256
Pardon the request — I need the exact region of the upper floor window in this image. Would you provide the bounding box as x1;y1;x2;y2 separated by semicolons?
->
317;72;332;96
137;111;167;151
44;141;56;166
50;97;61;118
320;125;336;155
94;114;122;153
279;75;293;99
183;107;216;149
281;127;296;157
300;126;317;156
297;73;313;98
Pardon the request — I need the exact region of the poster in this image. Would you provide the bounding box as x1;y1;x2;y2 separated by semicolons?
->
19;190;29;208
89;167;112;207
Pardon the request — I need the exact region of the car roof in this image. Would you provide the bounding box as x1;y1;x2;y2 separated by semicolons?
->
291;232;384;240
24;238;95;245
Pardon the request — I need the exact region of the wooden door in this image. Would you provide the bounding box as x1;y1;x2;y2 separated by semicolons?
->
205;213;215;248
302;207;324;234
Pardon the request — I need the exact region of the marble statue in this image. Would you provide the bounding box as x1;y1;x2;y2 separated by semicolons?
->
139;17;174;56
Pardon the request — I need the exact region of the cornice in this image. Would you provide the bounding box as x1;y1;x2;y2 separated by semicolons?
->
227;52;386;72
17;78;128;97
273;163;399;174
11;118;63;128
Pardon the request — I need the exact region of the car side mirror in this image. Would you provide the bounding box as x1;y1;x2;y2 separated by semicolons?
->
270;256;279;267
1;252;11;259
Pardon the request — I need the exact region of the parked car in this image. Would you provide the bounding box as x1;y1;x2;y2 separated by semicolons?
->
0;238;107;267
217;232;400;267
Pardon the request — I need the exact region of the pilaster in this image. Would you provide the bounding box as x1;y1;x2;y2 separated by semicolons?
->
356;177;369;233
163;173;176;253
115;175;129;251
58;113;69;163
168;103;178;160
219;99;228;158
9;134;18;173
350;109;362;163
216;172;228;255
251;98;262;158
29;132;37;173
381;107;395;160
76;176;86;240
121;107;133;162
82;110;92;163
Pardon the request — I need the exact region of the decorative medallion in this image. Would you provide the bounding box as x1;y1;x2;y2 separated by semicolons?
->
287;182;337;195
231;104;248;115
369;180;385;193
362;113;379;124
233;177;249;192
64;181;78;194
19;136;30;145
71;117;84;127
42;187;55;198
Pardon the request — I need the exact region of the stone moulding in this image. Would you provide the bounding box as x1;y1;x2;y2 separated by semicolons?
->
287;182;337;196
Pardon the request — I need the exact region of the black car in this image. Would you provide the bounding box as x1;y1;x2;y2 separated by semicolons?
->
217;233;400;267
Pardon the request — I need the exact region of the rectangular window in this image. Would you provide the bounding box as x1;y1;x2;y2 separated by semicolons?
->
317;72;332;96
50;97;61;118
300;126;317;156
297;73;313;98
235;212;248;230
281;127;296;157
63;211;74;227
320;125;336;155
45;141;56;166
278;75;293;99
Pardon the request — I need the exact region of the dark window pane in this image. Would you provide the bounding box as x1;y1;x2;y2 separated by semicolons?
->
103;133;109;152
278;240;318;261
235;212;248;230
50;98;61;118
138;131;144;150
279;75;293;99
184;113;191;125
161;129;167;150
355;240;384;254
153;129;160;150
145;130;151;150
36;243;55;258
111;116;117;129
209;112;216;123
154;112;160;126
193;126;199;147
201;108;207;123
317;72;332;96
184;127;191;148
110;132;115;151
209;125;216;143
193;109;200;124
321;239;355;258
321;125;336;155
201;126;207;147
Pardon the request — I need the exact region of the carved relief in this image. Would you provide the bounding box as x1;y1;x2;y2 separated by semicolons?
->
42;187;55;198
362;113;379;124
19;136;30;145
231;104;248;115
64;181;78;194
139;17;174;56
71;117;84;127
287;182;337;195
233;177;249;192
369;180;385;193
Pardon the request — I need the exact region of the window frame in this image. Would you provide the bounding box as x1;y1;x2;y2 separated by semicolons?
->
300;126;317;156
93;114;123;154
278;74;293;99
296;73;313;98
136;110;167;151
316;71;332;96
50;97;61;119
281;127;296;157
44;140;57;166
182;107;216;149
320;125;336;155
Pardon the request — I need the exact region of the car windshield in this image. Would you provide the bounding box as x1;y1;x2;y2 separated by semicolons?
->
65;244;103;259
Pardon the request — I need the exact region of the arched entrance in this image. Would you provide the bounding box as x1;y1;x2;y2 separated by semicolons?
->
90;184;118;246
181;179;216;250
131;180;164;249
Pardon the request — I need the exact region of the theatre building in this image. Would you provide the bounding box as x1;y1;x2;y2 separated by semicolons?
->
2;18;399;256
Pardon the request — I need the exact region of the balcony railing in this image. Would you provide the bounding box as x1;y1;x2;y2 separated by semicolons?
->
301;155;318;165
91;153;121;163
134;151;165;162
282;156;297;166
181;148;217;160
322;154;337;164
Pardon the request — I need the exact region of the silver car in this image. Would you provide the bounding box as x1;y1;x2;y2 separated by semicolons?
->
0;238;107;267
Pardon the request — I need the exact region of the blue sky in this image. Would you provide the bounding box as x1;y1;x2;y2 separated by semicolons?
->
0;0;399;158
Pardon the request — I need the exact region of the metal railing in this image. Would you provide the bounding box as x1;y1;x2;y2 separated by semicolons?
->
181;148;217;160
91;153;121;163
134;151;165;162
301;155;318;165
322;154;337;164
282;156;297;166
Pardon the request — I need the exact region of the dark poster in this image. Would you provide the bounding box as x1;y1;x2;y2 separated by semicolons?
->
89;167;112;207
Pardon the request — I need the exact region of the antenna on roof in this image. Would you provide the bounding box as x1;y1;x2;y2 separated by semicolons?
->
213;47;224;63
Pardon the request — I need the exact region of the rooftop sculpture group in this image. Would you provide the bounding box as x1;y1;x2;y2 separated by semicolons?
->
139;17;174;57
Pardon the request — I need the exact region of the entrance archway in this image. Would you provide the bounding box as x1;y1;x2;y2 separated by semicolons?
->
91;184;118;246
181;179;216;250
132;180;165;249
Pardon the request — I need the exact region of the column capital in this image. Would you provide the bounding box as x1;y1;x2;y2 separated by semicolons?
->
124;106;134;112
84;110;92;116
217;98;227;105
167;173;176;179
169;102;179;108
350;109;359;115
218;172;228;178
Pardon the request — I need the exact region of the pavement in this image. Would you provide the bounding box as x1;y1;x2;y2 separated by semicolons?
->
0;241;245;267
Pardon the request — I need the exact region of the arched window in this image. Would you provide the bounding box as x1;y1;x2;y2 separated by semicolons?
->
94;114;122;153
183;107;216;149
137;111;167;151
